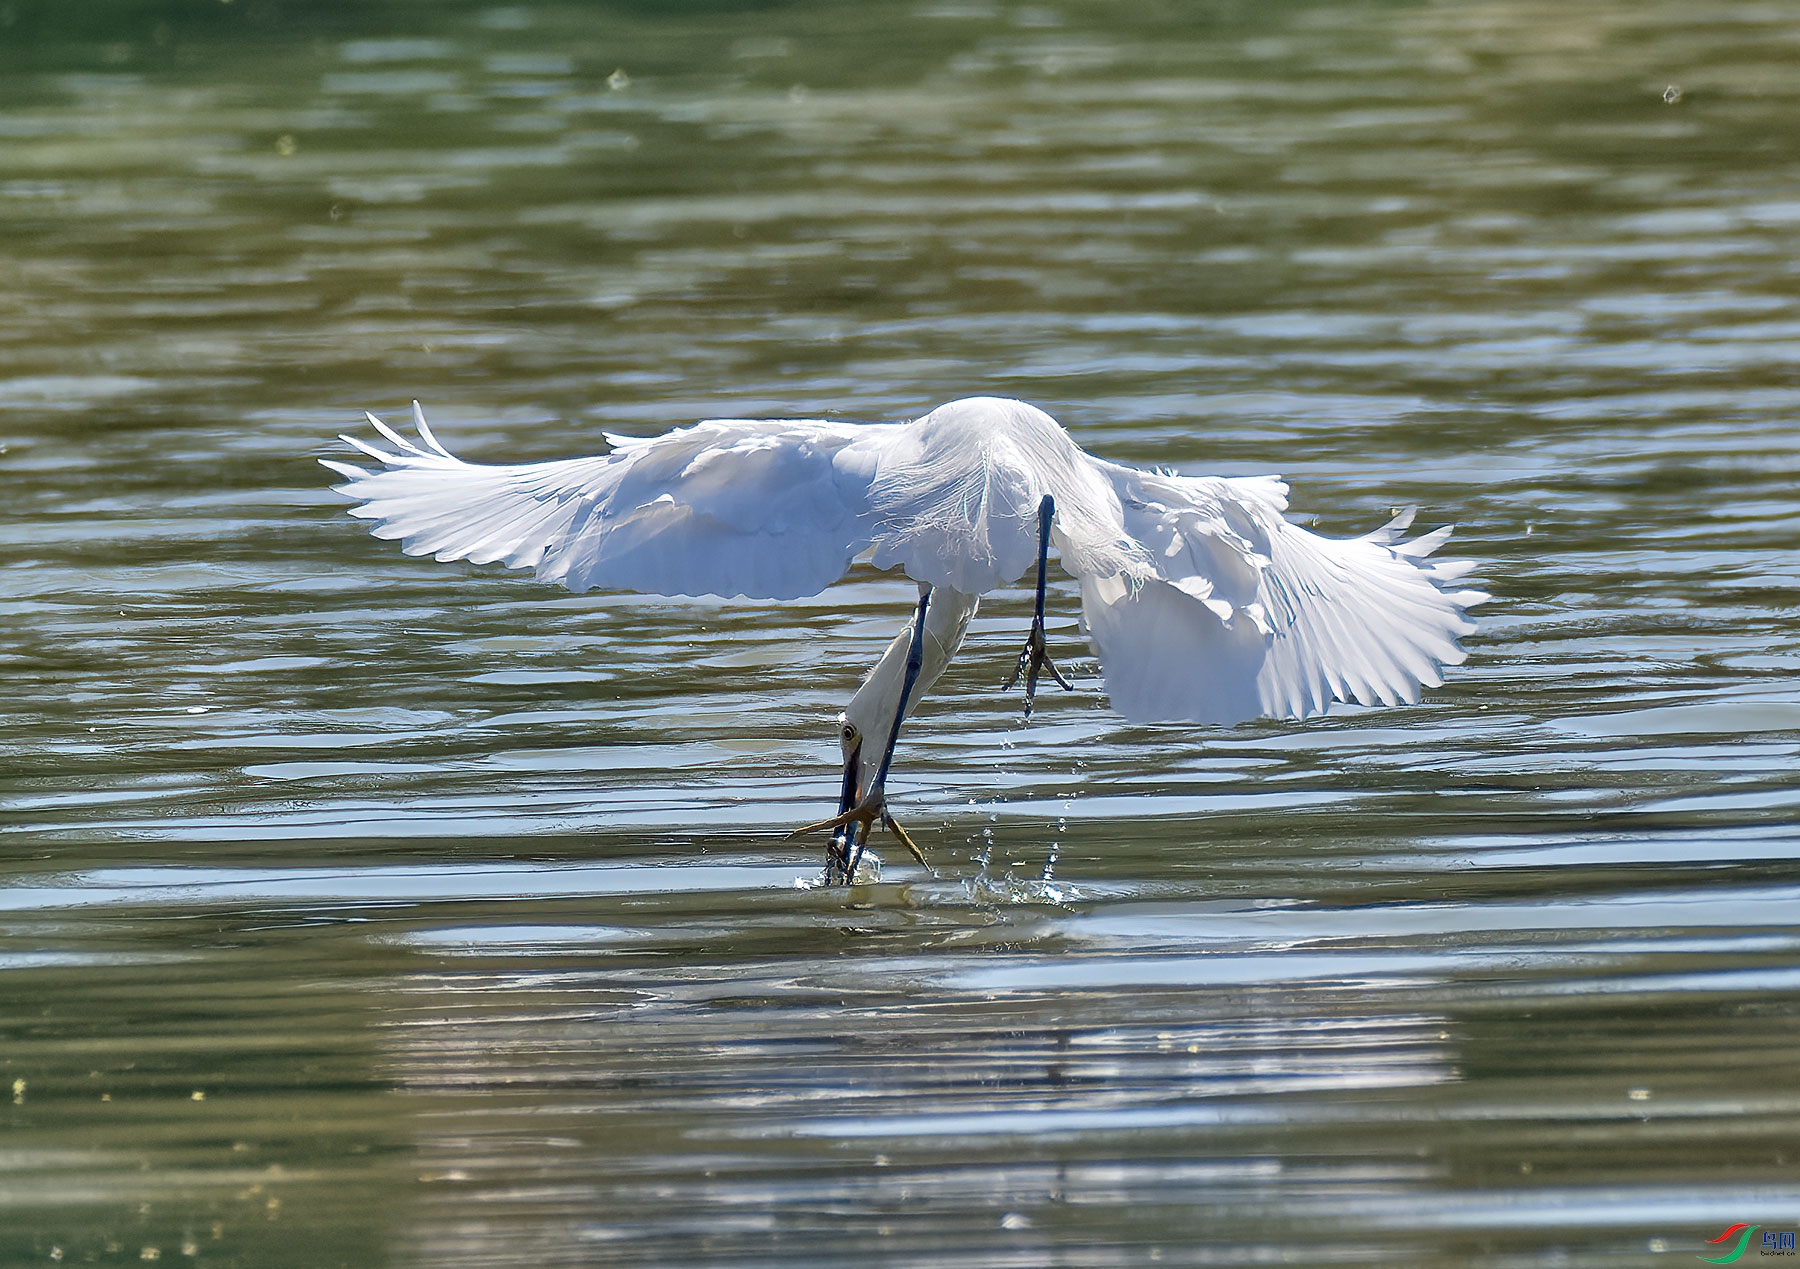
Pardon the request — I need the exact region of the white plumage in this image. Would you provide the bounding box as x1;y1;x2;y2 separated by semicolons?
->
324;395;1485;879
325;395;1482;722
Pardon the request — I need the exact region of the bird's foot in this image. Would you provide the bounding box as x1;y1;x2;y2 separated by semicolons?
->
1002;615;1071;717
790;794;931;875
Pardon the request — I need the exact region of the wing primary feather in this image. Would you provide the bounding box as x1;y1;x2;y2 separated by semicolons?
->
326;409;887;602
419;484;574;564
411;401;454;459
1394;524;1454;559
319;458;368;483
339;432;396;463
366;413;424;457
466;490;583;567
1425;557;1479;582
1363;507;1417;545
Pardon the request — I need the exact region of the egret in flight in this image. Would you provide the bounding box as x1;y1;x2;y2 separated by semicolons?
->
323;396;1485;883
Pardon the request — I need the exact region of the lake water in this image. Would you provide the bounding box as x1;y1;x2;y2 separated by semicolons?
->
3;2;1799;1265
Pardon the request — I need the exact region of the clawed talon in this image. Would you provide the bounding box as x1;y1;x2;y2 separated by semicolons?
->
790;795;932;873
1003;615;1071;717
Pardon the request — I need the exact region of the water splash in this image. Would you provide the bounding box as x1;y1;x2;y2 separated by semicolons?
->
962;870;1082;907
792;848;882;889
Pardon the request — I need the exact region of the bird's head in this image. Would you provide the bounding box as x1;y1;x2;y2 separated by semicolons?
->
835;655;902;808
834;640;922;810
831;588;984;814
833;710;866;813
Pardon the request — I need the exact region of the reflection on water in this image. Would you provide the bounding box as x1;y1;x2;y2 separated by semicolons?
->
4;0;1800;1264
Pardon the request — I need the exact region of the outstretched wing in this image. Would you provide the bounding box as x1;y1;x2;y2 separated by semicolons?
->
1080;460;1487;725
322;403;897;600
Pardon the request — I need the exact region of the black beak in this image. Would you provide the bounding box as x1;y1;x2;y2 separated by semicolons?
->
831;739;862;876
837;739;863;814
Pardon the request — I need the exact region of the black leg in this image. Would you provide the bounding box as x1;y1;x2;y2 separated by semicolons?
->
1031;493;1055;625
872;586;931;795
1004;494;1071;715
832;586;932;885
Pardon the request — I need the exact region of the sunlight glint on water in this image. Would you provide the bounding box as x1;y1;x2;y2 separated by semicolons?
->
2;2;1799;1264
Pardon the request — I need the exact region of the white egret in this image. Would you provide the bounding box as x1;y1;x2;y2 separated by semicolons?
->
323;396;1486;883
